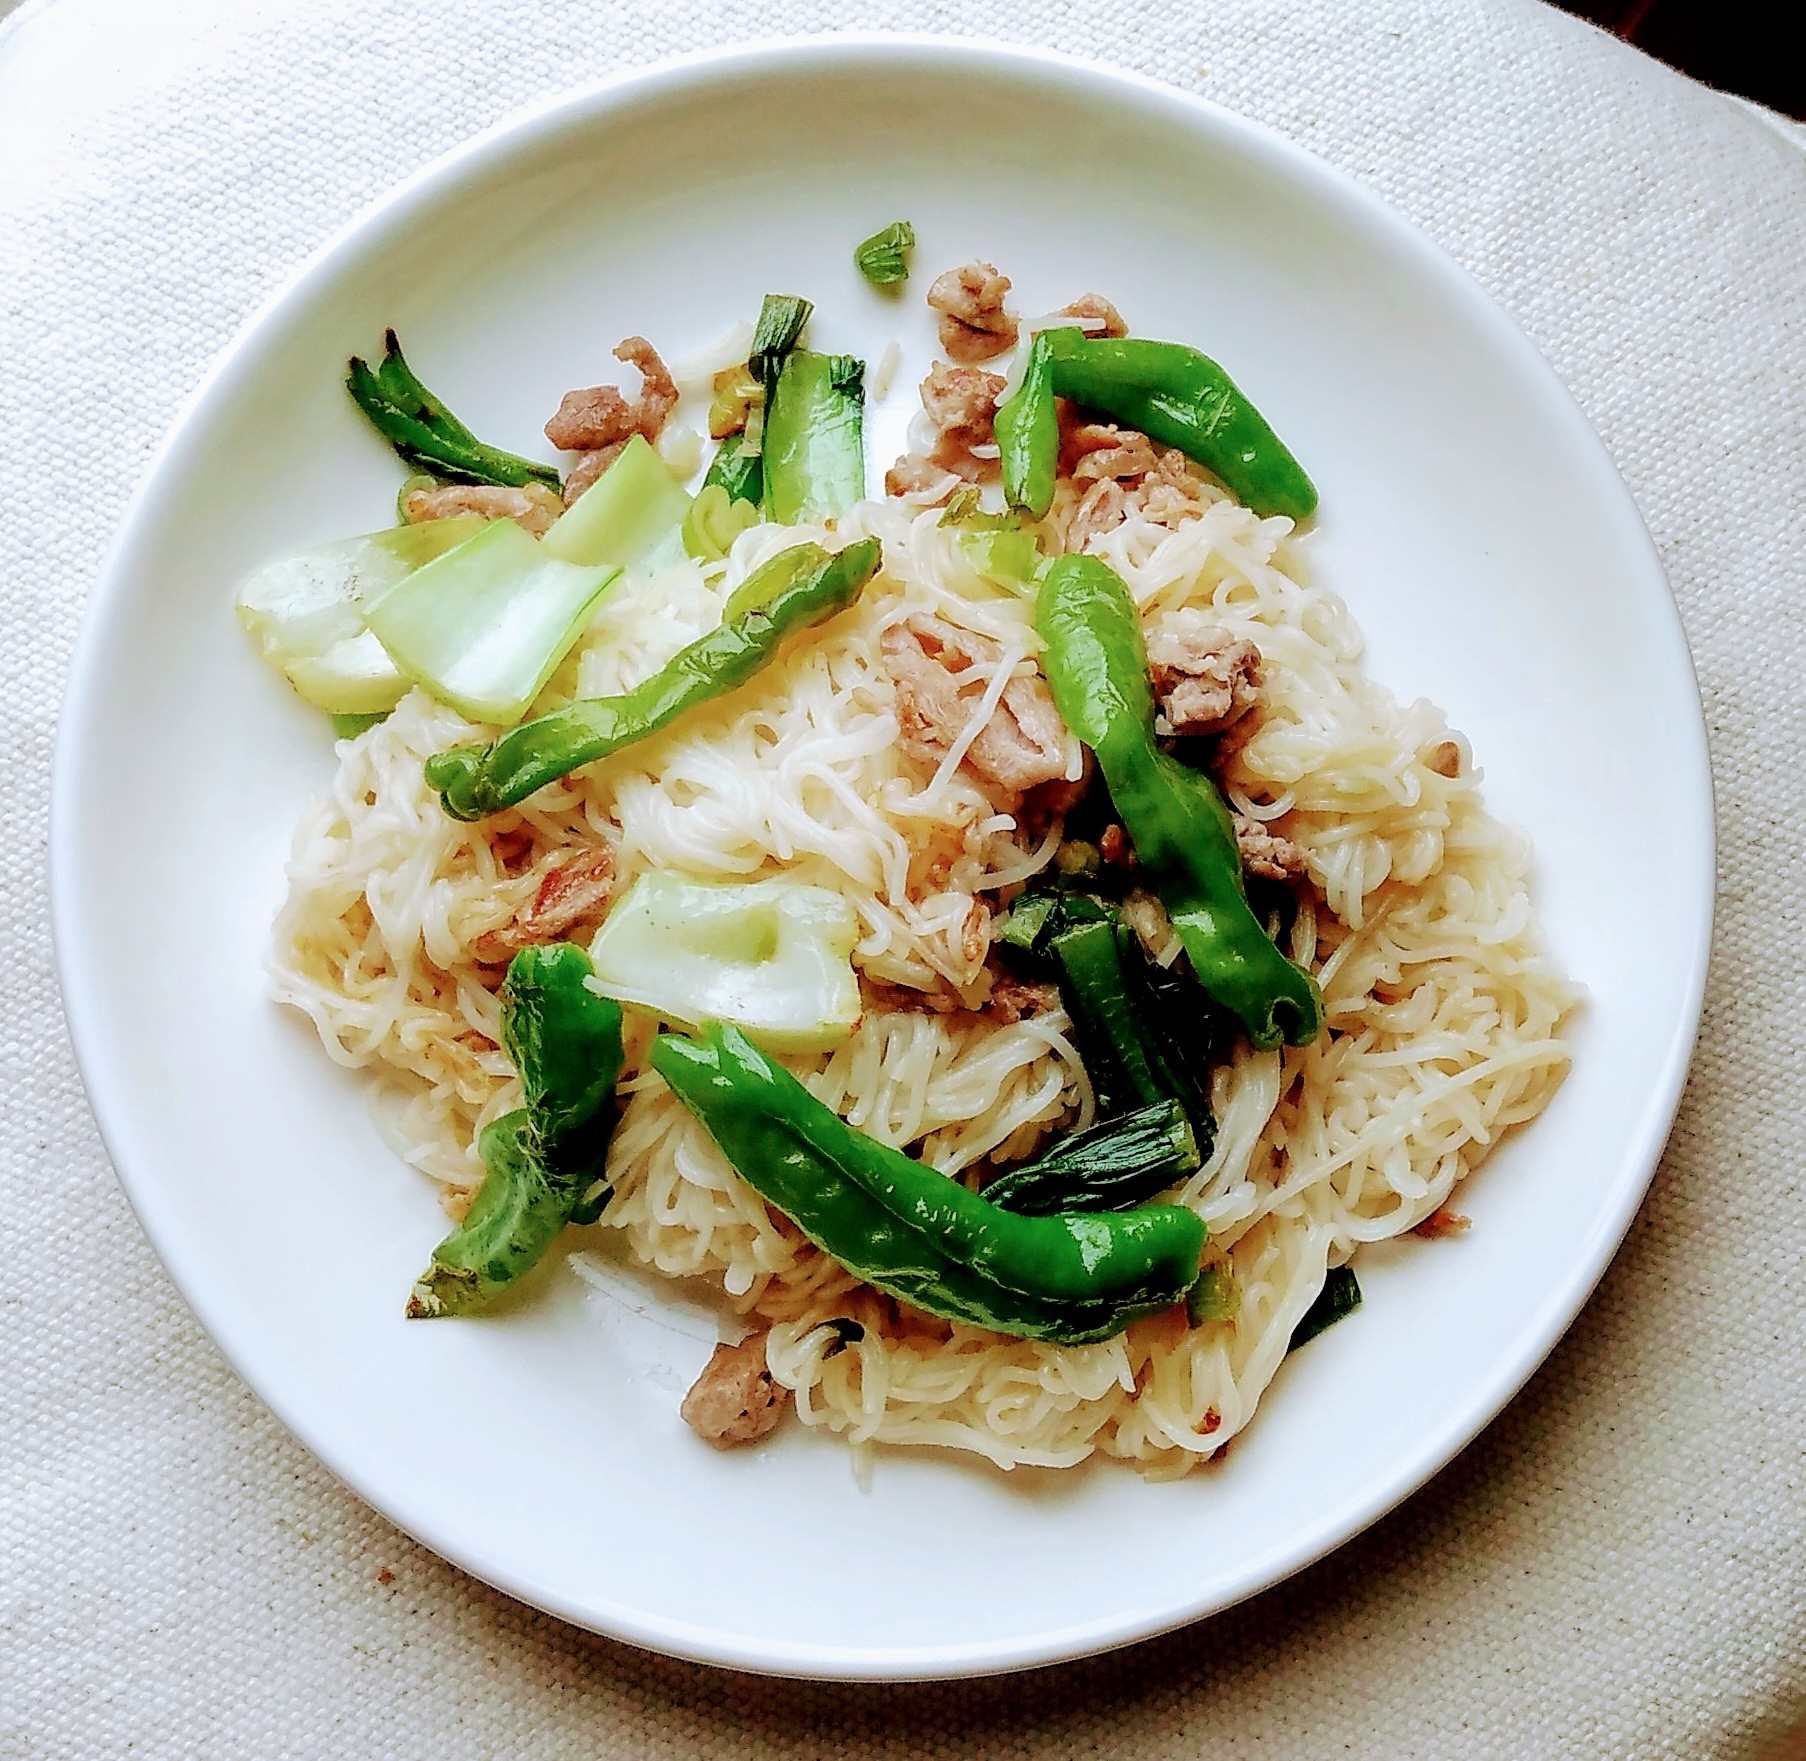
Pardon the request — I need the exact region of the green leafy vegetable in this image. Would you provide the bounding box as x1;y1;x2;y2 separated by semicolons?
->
347;330;560;489
983;1101;1199;1216
1288;1265;1361;1351
762;351;867;525
540;433;690;572
362;519;620;726
747;294;814;382
587;872;861;1053
704;432;764;507
854;220;916;287
235;517;486;717
330;711;389;739
407;943;625;1317
425;538;882;819
1187;1255;1241;1324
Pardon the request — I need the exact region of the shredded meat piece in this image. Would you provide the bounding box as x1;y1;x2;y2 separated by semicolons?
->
1054;293;1129;338
1099;824;1134;869
1067;423;1162;483
544;336;678;452
1065;478;1129;552
882;617;1069;798
402;481;563;536
1413;1206;1472;1239
680;1334;789;1448
560;440;628;507
883;455;964;504
1018;757;1094;833
862;976;966;1016
985;975;1060;1025
1233;812;1309;880
1147;626;1265;734
926;261;1019;363
1427;740;1463;778
474;845;616;962
923;363;1006;474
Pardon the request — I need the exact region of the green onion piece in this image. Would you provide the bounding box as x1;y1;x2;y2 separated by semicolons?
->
1288;1264;1361;1351
1187;1257;1241;1324
762;351;867;525
854;220;915;287
683;483;761;563
984;1101;1199;1215
331;711;389;739
587;872;862;1054
705;432;765;507
539;433;690;573
748;294;814;382
347;330;560;489
363;520;621;726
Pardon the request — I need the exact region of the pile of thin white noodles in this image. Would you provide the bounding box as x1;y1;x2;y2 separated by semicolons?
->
272;478;1576;1478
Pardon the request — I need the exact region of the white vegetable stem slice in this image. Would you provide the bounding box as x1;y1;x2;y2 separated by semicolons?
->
587;873;861;1054
541;433;692;572
234;517;483;713
363;520;621;726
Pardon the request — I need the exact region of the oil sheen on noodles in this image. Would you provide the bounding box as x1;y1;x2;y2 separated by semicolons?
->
272;488;1575;1478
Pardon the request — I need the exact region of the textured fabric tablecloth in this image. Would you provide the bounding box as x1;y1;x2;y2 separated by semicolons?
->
4;0;1804;1753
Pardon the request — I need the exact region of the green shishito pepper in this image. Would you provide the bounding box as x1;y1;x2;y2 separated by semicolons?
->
651;1022;1206;1345
996;327;1316;522
1036;556;1324;1050
425;538;881;820
407;943;625;1318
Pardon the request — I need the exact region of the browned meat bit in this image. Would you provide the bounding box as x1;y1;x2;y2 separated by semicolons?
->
926;261;1019;364
546;337;678;502
474;844;616;963
882;617;1069;799
681;1333;790;1448
545;336;678;451
1413;1206;1472;1239
1233;812;1309;881
1053;293;1129;338
924;362;1007;475
1147;626;1264;734
862;975;967;1017
887;363;1008;498
985;975;1060;1025
1098;824;1134;869
402;481;563;536
1068;423;1162;484
1065;479;1129;553
1426;740;1463;778
883;455;965;503
560;440;628;507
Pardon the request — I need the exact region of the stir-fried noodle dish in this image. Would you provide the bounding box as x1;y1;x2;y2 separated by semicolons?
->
238;235;1576;1477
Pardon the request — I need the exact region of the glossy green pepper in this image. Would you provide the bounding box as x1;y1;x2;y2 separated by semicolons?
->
406;943;625;1318
994;330;1061;519
1035;555;1324;1050
425;538;881;819
995;326;1316;522
651;1022;1206;1345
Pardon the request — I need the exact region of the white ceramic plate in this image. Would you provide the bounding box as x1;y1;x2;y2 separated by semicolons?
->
51;38;1712;1679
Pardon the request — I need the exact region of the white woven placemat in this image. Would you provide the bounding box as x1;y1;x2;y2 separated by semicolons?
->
4;0;1803;1753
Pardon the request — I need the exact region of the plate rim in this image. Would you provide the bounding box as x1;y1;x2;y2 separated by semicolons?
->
48;32;1717;1680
